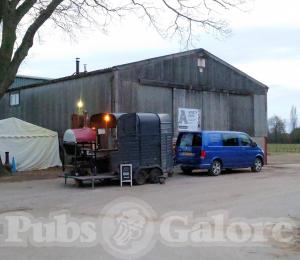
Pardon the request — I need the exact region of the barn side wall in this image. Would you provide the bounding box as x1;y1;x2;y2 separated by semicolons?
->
116;80;266;138
0;72;113;137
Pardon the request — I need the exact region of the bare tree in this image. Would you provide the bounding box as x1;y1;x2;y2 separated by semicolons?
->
0;0;247;99
268;115;287;143
290;105;298;132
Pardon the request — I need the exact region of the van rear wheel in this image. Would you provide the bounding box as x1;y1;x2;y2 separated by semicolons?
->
209;160;222;176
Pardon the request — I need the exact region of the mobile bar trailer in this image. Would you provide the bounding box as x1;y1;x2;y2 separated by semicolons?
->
61;113;173;188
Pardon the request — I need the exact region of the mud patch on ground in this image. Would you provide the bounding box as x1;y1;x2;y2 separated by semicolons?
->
0;167;62;183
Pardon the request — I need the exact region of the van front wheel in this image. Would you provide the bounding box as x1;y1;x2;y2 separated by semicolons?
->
251;158;263;172
209;160;222;176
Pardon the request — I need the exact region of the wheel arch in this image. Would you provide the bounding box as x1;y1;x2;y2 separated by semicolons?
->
255;155;264;166
211;157;223;168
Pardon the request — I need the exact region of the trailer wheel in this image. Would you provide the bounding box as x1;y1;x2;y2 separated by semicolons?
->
135;169;148;185
149;168;162;184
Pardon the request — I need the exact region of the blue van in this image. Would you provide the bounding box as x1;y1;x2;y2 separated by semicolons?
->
175;131;264;176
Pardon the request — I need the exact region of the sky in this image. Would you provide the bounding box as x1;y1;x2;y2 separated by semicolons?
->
18;0;300;130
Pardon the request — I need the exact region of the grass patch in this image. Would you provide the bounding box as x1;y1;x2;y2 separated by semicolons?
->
268;144;300;153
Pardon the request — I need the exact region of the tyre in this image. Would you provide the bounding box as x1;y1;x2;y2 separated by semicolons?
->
251;157;263;172
149;168;162;183
181;166;192;174
209;160;222;176
135;169;148;185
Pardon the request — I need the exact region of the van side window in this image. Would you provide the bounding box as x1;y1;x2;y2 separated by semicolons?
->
222;134;239;146
208;133;222;146
239;134;252;146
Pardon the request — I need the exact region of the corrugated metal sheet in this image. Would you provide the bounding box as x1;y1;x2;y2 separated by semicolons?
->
9;76;50;90
0;73;113;136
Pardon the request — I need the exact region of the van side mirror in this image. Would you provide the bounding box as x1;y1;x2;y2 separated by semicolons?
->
251;142;257;147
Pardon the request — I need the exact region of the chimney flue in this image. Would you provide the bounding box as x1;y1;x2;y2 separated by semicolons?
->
76;57;80;75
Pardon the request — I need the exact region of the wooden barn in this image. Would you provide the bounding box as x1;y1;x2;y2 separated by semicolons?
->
0;48;268;148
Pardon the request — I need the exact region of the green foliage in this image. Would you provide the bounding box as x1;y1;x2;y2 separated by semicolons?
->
268;144;300;153
290;128;300;143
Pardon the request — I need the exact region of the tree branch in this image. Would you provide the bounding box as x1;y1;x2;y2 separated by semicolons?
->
161;0;224;30
12;0;64;68
16;0;37;23
0;0;63;97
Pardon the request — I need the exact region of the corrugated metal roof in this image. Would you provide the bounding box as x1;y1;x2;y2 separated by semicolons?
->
7;48;268;92
9;75;51;90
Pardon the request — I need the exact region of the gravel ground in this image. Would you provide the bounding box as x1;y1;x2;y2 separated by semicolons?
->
268;153;300;165
0;154;299;260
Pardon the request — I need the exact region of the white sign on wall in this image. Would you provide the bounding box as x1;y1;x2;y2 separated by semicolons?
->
178;108;201;132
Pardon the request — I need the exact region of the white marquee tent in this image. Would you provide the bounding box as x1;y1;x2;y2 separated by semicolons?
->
0;118;62;171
